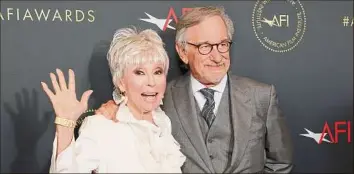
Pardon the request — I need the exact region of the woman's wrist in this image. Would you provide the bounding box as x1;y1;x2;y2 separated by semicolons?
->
56;124;75;138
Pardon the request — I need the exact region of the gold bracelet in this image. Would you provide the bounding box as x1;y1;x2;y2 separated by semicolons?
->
54;116;77;128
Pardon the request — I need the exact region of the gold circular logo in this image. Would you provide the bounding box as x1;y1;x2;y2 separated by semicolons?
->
252;0;306;52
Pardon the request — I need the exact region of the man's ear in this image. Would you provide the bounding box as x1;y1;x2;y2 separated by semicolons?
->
175;42;188;64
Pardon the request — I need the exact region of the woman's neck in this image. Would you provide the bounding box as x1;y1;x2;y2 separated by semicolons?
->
126;102;153;123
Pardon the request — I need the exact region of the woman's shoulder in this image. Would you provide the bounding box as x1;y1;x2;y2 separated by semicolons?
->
79;115;136;146
81;115;114;128
79;115;131;135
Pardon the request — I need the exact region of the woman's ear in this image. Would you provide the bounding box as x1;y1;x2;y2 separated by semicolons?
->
117;79;126;93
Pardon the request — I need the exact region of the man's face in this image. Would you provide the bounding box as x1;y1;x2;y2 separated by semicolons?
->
181;15;231;87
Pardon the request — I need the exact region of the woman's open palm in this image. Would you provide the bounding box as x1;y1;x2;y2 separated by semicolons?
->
41;69;93;121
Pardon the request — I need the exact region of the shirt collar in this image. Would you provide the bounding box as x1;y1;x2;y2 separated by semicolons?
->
190;74;228;95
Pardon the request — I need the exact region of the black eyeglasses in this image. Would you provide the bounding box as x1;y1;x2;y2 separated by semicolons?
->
183;41;233;55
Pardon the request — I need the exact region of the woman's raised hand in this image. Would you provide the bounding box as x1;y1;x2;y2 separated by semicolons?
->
41;69;93;121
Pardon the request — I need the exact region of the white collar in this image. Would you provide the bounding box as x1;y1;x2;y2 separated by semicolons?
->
190;74;228;95
115;104;166;130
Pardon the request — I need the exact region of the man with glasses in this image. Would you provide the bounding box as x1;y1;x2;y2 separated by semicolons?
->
97;6;293;173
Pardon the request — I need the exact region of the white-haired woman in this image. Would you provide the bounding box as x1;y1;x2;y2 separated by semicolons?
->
41;27;186;173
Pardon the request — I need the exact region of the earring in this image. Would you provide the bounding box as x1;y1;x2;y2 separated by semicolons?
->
112;88;128;105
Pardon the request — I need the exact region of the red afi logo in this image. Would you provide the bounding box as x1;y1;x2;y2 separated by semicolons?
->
300;121;351;144
139;7;193;31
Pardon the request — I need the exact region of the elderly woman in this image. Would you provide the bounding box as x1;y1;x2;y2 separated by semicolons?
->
41;27;186;173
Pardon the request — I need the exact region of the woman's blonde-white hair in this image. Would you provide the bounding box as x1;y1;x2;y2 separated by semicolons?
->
107;27;169;93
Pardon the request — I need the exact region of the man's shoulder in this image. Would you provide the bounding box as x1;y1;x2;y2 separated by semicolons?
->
230;75;274;104
229;75;271;89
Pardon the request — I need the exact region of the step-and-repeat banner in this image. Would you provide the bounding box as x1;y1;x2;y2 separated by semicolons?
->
1;1;353;173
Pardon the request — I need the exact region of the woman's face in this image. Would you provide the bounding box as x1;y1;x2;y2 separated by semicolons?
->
118;62;166;114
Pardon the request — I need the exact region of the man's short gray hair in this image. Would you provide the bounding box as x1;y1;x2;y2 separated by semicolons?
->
175;6;234;44
107;27;169;92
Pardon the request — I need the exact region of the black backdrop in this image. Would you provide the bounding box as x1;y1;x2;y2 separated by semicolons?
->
1;1;353;173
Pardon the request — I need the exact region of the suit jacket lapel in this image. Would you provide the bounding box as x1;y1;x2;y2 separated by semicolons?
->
225;74;253;173
171;74;214;173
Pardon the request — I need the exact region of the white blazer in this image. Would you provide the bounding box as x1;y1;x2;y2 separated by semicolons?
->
49;104;186;173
